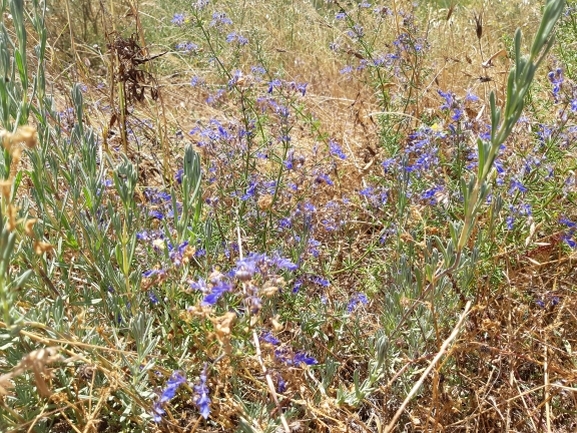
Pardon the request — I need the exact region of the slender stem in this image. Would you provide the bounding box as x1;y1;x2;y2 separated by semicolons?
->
384;301;472;433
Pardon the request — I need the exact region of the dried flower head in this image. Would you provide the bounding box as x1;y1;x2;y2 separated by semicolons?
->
0;347;62;397
0;179;11;199
13;125;37;148
0;125;37;152
34;241;54;255
24;218;37;237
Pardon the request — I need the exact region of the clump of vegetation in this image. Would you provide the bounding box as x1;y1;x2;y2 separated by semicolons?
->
1;0;576;431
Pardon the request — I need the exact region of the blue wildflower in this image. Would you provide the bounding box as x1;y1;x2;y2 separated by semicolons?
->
151;402;165;423
171;13;185;26
275;348;318;366
421;185;443;205
148;291;159;304
329;139;347;159
210;11;232;27
193;0;209;10
315;171;334;186
202;279;233;306
437;89;454;110
506;215;515;230
451;108;463;122
347;292;369;312
261;331;280;345
381;157;397;172
310;275;329;287
292;279;303;293
340;65;354;75
293;352;318;366
548;68;563;102
241;180;258;201
294;82;307;96
276;374;287;393
143;269;166;278
148;210;164;220
161;371;186;403
194;364;211;419
509;179;528;194
560;217;577;247
234;254;261;281
271;254;298;271
278;217;292;230
169;241;189;266
190;76;204;87
152;371;187;423
190;278;209;293
136;231;150;241
176;41;198;53
175;169;184;184
560;217;576;227
251;65;266;75
465;89;479;102
562;233;576;248
347;24;364;38
268;79;282;94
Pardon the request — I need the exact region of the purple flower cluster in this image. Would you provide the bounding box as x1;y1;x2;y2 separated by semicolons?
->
171;13;185;26
261;332;318;366
152;371;187;422
143;188;181;220
189;252;297;307
329;139;347;159
226;32;249;45
175;41;198;54
347;292;369;313
403;126;441;174
234;252;298;281
292;274;330;293
536;293;560;309
210;11;233;27
506;203;532;230
548;68;563;102
194;364;211;419
560;217;576;248
190;271;233;306
437;89;465;122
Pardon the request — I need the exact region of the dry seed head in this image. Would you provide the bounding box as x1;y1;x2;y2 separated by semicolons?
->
180;245;196;265
271;315;283;331
7;204;17;231
10;146;21;178
262;285;279;297
11;148;21;164
446;3;456;21
214;311;236;338
0;126;37;152
24;218;37;237
0;347;62;397
258;194;273;211
0;179;11;199
0;130;13;152
13;125;37;148
34;240;54;255
152;238;165;250
474;13;483;40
